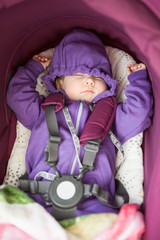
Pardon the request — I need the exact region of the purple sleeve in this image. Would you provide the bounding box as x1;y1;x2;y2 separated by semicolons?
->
7;59;45;130
115;70;153;144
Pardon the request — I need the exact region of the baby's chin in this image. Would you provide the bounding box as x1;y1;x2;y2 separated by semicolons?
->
79;96;94;103
79;94;96;103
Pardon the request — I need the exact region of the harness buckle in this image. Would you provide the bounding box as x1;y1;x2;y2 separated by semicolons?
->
48;175;84;209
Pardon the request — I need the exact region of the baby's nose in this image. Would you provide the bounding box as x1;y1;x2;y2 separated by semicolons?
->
85;76;95;85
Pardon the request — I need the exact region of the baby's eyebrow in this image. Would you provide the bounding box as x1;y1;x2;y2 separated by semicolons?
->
73;73;84;76
73;73;104;81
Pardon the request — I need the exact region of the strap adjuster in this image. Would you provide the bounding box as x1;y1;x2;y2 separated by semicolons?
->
82;138;100;169
49;135;61;144
30;181;38;194
45;134;61;169
84;139;100;153
19;179;38;194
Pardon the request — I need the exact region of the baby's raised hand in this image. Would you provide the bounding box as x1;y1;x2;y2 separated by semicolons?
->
127;63;146;76
32;55;51;70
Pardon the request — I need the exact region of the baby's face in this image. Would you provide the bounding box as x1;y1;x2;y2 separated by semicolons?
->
59;73;107;102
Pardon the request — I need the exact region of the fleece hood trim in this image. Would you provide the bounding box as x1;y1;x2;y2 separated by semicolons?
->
42;28;117;100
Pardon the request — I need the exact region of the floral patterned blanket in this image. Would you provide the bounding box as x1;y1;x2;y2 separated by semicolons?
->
0;185;145;240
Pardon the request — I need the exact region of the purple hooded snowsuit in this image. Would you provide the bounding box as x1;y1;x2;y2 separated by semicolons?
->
7;29;153;216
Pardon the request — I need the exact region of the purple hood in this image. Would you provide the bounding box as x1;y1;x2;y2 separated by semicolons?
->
42;29;117;100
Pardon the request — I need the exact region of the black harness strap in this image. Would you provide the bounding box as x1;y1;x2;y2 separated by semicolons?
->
20;104;129;221
45;105;61;176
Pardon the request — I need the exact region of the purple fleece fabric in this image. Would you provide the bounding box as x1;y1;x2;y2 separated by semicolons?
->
6;29;153;217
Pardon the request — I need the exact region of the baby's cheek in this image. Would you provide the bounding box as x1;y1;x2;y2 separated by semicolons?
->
66;90;79;100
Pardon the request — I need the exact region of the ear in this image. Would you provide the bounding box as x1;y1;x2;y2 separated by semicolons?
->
56;77;63;90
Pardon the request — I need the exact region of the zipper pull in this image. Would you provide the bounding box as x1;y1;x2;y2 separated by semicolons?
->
89;102;96;111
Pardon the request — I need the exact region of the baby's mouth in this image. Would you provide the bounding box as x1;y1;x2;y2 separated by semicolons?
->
82;89;94;93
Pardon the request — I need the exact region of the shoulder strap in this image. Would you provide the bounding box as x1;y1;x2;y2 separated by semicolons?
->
42;93;63;177
45;105;61;168
79;96;117;146
41;92;63;112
